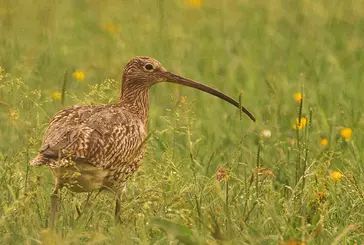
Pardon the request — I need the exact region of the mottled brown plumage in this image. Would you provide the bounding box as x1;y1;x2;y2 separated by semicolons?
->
30;56;255;227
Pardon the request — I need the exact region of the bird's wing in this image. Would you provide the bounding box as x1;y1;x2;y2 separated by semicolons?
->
32;105;146;168
38;105;101;157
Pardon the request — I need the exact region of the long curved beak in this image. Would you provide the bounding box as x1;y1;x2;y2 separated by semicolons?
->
163;72;256;122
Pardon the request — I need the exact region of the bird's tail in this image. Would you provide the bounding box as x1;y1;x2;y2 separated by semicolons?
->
30;154;49;166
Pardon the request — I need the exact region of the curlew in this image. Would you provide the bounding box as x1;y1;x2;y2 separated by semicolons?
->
30;56;255;227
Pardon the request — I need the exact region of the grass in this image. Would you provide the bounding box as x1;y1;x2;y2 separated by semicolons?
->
1;0;364;244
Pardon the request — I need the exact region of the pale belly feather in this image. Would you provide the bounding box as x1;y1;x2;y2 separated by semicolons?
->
51;161;111;192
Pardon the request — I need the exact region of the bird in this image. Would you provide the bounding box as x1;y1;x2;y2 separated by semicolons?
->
30;56;255;227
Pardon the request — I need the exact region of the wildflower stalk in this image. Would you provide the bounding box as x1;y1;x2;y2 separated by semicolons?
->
239;91;244;120
24;142;30;194
285;148;291;200
242;164;250;219
61;69;68;106
301;108;312;194
186;113;202;228
204;152;215;176
172;93;178;161
225;176;230;238
295;94;303;186
255;141;261;219
348;175;364;201
300;108;312;220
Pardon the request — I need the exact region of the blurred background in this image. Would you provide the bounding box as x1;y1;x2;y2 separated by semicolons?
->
1;0;364;244
1;0;364;150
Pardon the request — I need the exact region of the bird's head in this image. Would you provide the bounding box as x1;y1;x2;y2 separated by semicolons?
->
121;56;256;122
122;56;167;85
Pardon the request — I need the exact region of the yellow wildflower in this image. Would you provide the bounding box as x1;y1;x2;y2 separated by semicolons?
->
104;24;120;34
293;117;307;130
320;138;328;147
72;70;85;82
8;109;19;121
185;0;201;8
331;171;342;181
340;128;352;141
294;93;303;102
51;91;62;101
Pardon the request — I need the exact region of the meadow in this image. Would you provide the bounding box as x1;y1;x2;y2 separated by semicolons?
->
0;0;364;244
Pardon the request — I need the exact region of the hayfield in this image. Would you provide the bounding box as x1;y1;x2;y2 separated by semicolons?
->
0;0;364;244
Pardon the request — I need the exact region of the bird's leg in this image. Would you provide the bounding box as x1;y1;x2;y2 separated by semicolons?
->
50;186;60;228
114;185;126;223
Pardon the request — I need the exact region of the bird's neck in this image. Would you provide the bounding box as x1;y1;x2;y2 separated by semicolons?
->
119;87;150;123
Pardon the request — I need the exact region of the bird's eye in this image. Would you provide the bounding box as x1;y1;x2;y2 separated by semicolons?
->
145;64;154;71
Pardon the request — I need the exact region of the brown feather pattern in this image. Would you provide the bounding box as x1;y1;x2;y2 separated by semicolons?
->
32;103;147;191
